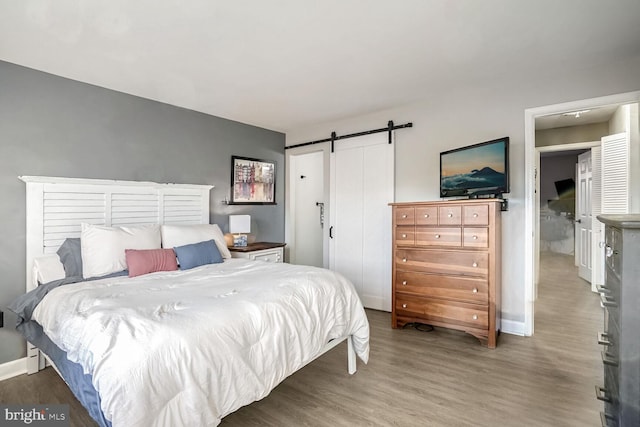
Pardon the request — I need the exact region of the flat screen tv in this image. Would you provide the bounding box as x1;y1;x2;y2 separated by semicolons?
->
440;137;510;198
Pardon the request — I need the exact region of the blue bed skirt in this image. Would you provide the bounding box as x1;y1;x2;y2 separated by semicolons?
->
17;321;111;427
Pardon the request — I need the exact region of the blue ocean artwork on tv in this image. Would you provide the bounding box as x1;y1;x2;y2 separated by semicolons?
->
440;138;509;197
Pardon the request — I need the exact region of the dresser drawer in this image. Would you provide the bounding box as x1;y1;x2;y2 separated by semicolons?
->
395;294;488;329
395;271;488;304
395;226;415;246
603;363;620;420
605;311;620;357
415;206;438;225
415;227;461;247
463;228;489;248
395;249;488;278
463;204;489;225
603;263;621;296
395;207;415;225
439;205;462;225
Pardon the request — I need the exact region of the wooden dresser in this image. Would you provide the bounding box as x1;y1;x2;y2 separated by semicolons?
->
596;215;640;426
389;199;501;348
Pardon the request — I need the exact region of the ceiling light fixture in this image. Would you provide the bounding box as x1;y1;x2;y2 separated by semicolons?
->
562;109;591;118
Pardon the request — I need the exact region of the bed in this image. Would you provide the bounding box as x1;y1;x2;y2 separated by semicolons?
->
10;176;370;427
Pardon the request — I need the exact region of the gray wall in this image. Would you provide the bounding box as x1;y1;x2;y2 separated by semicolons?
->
0;61;285;364
540;153;579;209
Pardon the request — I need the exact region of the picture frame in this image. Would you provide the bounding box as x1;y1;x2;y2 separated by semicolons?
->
230;156;276;204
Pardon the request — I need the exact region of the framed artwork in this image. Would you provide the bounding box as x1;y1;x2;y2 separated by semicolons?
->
230;156;276;204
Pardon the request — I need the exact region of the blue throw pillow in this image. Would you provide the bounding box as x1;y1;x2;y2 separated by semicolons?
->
174;239;223;270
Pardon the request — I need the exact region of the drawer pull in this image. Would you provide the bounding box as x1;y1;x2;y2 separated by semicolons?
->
600;294;617;308
402;234;407;238
600;412;616;427
601;351;619;367
402;214;407;219
473;213;478;218
424;214;430;218
472;262;478;268
435;234;441;239
472;315;478;320
402;280;407;286
447;213;453;218
595;385;611;403
402;258;407;263
597;332;612;346
472;288;478;293
402;303;407;308
595;284;610;294
472;235;478;240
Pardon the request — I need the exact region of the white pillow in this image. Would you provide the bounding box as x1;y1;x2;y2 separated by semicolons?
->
81;223;161;278
33;255;66;285
161;224;231;259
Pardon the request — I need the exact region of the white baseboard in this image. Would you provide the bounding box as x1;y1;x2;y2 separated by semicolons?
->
0;357;27;381
501;319;526;336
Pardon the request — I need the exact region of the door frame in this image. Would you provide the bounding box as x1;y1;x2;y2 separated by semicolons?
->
524;90;640;336
285;142;331;267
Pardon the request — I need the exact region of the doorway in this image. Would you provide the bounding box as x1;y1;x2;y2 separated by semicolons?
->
285;144;331;268
524;91;640;335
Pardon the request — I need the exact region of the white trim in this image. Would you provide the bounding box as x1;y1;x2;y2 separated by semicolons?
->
19;175;213;191
0;357;27;381
524;90;640;337
501;320;525;337
537;140;600;153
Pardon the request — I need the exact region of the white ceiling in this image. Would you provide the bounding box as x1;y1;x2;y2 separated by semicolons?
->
1;0;639;132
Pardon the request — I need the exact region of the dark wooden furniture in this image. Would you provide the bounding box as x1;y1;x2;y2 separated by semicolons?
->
228;242;286;263
596;214;640;427
389;199;502;348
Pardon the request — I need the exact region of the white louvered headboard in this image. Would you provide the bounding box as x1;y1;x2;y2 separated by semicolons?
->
20;176;214;292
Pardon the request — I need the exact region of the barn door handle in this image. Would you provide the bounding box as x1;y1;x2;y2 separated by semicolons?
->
329;226;334;239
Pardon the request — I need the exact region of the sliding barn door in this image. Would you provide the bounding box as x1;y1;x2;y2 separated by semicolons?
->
330;133;394;311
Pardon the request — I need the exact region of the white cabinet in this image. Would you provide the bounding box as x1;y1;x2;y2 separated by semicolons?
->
229;243;285;263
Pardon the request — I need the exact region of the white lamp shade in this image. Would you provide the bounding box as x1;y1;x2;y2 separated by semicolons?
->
229;215;251;234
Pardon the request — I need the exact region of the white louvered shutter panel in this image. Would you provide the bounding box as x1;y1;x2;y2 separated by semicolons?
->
601;133;629;214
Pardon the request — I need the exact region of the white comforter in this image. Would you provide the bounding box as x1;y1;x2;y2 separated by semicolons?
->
32;259;370;426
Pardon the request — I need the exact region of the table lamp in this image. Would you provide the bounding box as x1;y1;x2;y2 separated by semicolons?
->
229;214;251;247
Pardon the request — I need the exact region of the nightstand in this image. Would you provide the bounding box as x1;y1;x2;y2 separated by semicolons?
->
228;242;286;263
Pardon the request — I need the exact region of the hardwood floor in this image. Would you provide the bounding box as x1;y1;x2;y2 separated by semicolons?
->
0;252;603;426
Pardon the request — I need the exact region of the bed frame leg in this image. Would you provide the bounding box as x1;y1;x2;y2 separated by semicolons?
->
347;336;356;375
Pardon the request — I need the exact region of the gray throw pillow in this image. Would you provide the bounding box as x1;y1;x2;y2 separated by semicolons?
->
56;238;83;277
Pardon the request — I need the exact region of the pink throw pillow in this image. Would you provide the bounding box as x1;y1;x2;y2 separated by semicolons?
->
125;248;178;278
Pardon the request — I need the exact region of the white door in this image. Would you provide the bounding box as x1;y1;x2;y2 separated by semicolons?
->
576;151;592;282
330;133;394;311
292;151;324;267
591;146;603;293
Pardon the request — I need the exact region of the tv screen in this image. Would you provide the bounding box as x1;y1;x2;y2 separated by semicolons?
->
440;137;510;198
